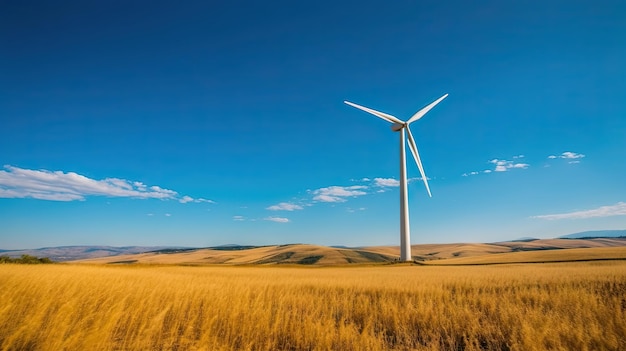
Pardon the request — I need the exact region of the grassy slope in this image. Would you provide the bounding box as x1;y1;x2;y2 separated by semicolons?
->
426;246;626;265
75;238;626;265
78;244;397;265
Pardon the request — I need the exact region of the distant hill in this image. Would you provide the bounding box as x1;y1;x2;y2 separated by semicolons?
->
511;237;539;242
73;238;626;266
0;246;188;262
4;235;626;265
559;230;626;239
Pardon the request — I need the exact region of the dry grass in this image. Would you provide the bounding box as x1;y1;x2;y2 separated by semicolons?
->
1;262;625;350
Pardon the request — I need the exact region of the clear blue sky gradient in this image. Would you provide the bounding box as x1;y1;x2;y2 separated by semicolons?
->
2;0;625;249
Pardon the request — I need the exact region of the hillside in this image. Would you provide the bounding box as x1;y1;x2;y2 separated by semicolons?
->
559;229;626;239
424;246;626;265
0;246;186;262
75;238;626;265
77;244;396;265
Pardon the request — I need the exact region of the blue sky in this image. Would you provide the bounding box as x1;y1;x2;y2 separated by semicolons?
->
1;0;625;249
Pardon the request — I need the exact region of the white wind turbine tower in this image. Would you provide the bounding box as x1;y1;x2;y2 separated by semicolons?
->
344;94;448;261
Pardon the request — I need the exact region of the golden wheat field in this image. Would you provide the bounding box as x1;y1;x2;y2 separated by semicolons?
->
1;262;625;351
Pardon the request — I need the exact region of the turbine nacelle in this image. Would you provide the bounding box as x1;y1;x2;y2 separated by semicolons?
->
391;123;405;132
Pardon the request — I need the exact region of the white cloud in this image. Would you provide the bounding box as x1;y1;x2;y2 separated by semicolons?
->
374;177;400;187
0;165;214;204
164;213;171;217
233;215;245;221
311;185;368;203
179;196;215;204
266;202;303;211
0;165;184;201
264;216;289;223
313;194;344;202
489;159;529;172
532;202;626;220
548;152;585;160
560;151;585;159
133;181;147;191
463;156;529;176
179;195;194;203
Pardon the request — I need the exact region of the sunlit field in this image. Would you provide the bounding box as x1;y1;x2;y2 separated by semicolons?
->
1;262;625;350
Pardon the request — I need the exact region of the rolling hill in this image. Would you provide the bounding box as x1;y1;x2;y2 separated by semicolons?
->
77;244;396;265
0;246;187;262
74;238;626;266
559;229;626;239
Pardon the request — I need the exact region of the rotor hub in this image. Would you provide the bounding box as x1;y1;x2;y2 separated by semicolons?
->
391;123;405;132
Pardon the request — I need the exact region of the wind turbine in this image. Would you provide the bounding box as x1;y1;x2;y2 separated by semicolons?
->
344;94;448;261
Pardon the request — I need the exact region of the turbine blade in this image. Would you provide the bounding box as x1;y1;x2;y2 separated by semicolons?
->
406;93;448;125
406;127;432;197
344;101;404;125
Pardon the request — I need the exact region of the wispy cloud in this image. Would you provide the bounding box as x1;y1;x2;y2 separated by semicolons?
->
532;202;626;220
264;216;290;223
548;151;585;159
266;202;303;211
179;195;215;204
489;159;529;172
374;177;399;187
464;152;586;177
0;165;211;203
180;196;193;203
547;151;585;162
463;156;529;176
311;185;368;203
275;176;419;208
233;215;246;221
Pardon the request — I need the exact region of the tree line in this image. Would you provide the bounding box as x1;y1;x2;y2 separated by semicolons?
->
0;254;53;264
